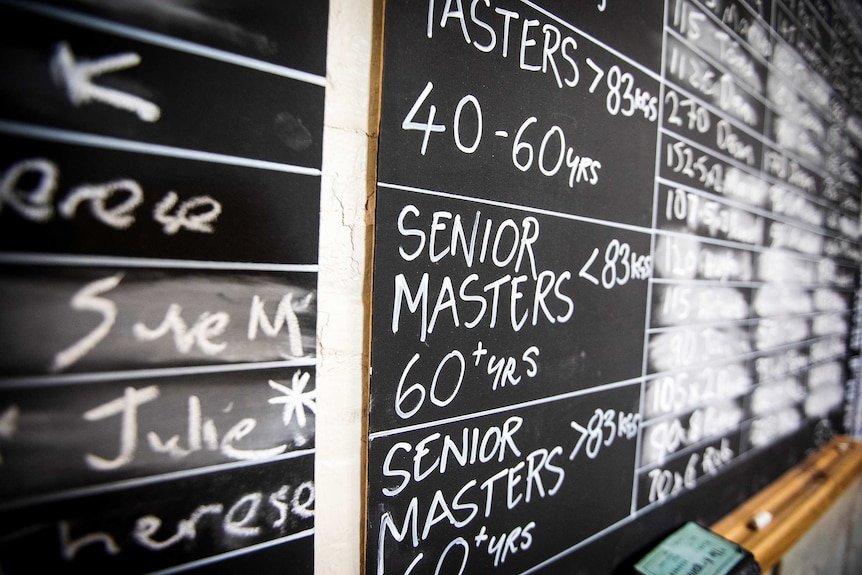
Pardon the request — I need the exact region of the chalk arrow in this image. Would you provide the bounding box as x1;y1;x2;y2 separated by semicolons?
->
51;41;161;122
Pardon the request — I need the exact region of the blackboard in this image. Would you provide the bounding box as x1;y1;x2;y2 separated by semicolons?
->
0;0;327;573
368;0;862;573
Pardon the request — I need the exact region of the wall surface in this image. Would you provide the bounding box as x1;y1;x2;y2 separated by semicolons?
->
773;476;862;575
316;0;379;572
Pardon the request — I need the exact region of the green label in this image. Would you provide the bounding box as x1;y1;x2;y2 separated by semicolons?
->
635;522;747;575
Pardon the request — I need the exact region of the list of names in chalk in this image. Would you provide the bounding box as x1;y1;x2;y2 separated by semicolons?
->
0;1;327;573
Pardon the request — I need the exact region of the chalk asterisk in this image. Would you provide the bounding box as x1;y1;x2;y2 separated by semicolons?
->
268;371;316;428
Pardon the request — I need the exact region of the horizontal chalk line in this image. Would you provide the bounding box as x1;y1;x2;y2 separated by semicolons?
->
0;449;315;512
0;120;322;176
0;359;317;390
2;0;326;86
146;529;315;575
0;252;319;273
377;181;654;236
369;377;641;440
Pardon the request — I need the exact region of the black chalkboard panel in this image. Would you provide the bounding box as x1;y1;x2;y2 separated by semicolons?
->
0;136;322;264
0;5;324;168
375;6;661;228
370;186;651;432
0;455;315;574
35;0;328;75
368;0;862;573
0;266;317;375
0;366;316;500
368;385;640;574
0;0;327;573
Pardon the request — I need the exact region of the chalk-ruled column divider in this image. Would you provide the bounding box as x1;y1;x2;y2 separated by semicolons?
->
633;0;674;516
